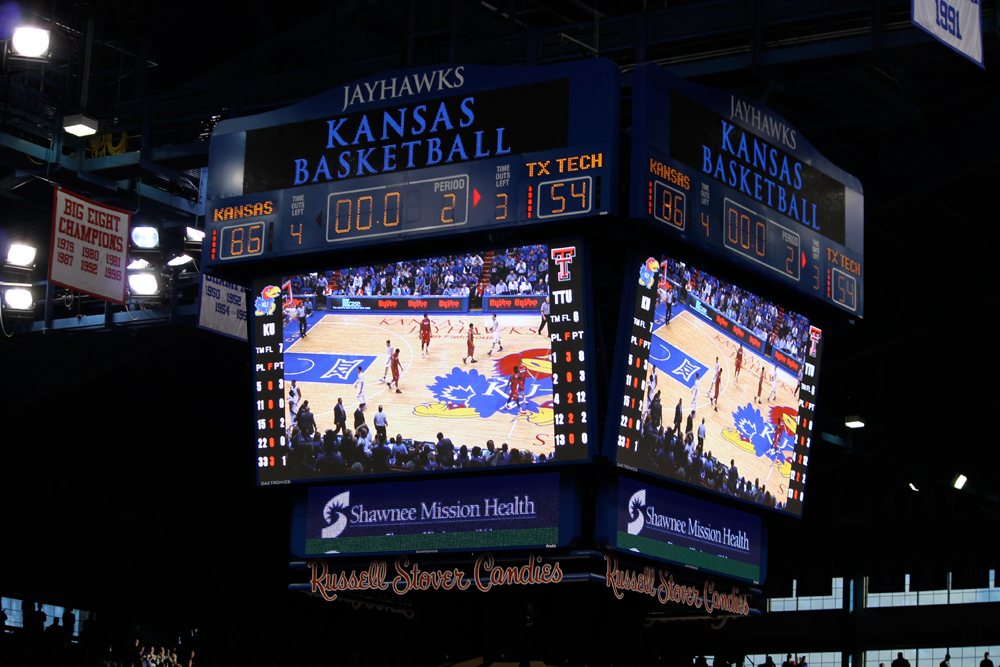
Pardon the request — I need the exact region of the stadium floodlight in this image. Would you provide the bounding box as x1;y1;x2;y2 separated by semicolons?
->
127;258;152;270
63;114;99;137
953;474;968;490
11;27;50;58
184;226;205;252
6;243;37;269
2;286;33;312
131;225;160;249
167;254;194;267
845;415;865;429
127;270;159;296
908;483;919;492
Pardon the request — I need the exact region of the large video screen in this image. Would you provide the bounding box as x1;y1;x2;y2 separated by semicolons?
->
609;252;822;516
252;241;593;485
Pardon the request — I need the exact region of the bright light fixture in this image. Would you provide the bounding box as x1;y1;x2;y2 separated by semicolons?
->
11;27;50;57
908;483;919;492
185;227;205;242
128;272;159;295
3;287;33;310
63;114;99;137
167;254;194;267
6;243;37;268
127;258;151;270
954;474;967;490
131;226;160;249
845;416;865;429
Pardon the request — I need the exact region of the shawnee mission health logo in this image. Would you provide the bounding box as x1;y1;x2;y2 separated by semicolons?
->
322;491;350;539
626;488;647;535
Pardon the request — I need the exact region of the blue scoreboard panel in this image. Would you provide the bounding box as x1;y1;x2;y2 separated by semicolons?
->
630;64;864;317
203;61;619;265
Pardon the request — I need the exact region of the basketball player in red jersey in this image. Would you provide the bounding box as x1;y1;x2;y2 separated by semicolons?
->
734;344;743;383
463;322;478;364
389;348;402;393
505;366;522;411
419;313;431;358
756;365;765;404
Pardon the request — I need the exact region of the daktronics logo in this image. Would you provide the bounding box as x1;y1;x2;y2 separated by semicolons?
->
550;246;576;282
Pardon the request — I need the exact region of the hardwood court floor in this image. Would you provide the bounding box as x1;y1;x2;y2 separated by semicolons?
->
285;313;555;457
647;310;800;497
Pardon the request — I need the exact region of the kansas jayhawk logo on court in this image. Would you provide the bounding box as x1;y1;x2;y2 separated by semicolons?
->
721;403;798;477
413;355;553;422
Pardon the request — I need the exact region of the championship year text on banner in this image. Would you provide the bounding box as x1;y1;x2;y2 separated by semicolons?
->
49;187;130;305
198;274;249;341
912;0;983;68
203;60;619;266
629;64;864;317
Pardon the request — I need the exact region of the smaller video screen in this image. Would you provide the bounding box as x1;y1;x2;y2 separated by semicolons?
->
610;252;823;517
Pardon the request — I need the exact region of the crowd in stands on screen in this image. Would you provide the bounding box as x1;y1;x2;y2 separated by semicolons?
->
660;258;810;363
635;401;783;510
281;244;549;303
282;417;548;478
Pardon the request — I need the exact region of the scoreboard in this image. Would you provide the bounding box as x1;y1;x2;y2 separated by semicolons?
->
630;64;864;316
203;60;618;266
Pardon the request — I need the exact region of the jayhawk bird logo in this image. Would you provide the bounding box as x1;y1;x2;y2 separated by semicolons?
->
254;285;281;316
639;257;660;288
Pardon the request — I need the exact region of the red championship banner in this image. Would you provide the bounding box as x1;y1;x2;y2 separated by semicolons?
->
49;187;130;305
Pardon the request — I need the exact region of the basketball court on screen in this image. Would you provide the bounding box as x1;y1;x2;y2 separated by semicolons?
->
646;302;800;495
282;312;558;458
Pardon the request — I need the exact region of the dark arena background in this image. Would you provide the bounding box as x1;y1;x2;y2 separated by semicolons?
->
1;1;998;666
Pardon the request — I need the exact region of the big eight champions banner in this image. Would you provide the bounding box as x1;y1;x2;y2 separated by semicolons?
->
49;187;130;304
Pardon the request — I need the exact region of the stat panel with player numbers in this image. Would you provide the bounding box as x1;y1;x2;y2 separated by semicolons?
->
203;60;618;267
251;239;596;486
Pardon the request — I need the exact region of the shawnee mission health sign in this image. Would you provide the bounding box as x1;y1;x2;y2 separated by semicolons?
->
300;473;560;556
